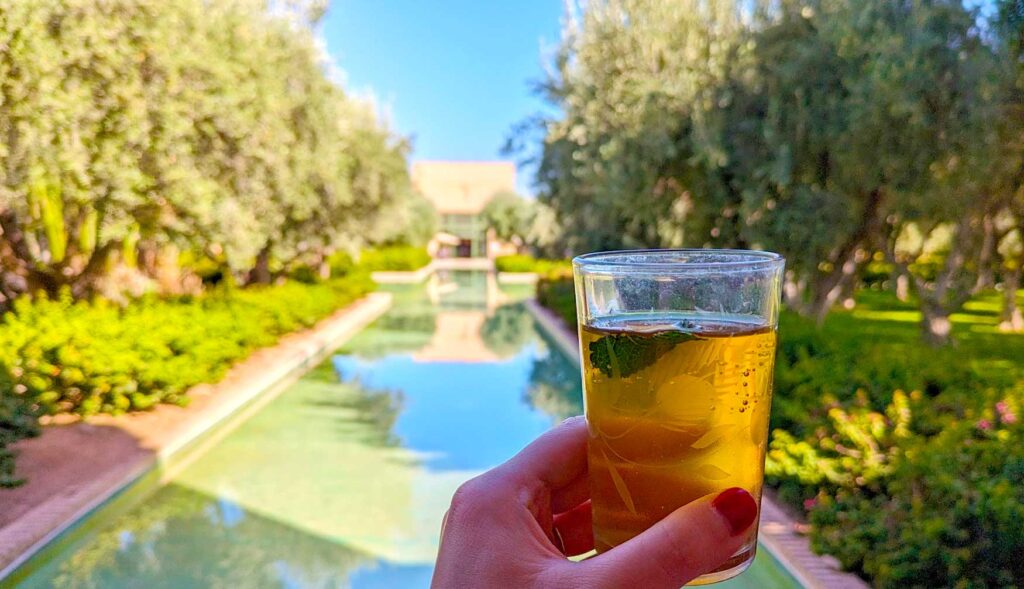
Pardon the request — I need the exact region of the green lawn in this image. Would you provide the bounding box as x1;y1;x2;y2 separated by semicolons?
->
817;289;1024;369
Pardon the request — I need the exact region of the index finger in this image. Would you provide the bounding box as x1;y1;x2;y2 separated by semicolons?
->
502;415;589;490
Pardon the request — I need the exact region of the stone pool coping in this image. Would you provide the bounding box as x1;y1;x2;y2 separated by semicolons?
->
0;292;393;579
524;299;870;589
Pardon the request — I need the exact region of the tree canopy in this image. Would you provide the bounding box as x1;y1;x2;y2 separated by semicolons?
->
0;0;413;301
529;0;1023;343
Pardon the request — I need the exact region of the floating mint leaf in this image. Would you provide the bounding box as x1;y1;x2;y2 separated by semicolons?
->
588;329;701;378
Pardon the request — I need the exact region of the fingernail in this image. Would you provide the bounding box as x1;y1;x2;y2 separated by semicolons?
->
711;487;757;535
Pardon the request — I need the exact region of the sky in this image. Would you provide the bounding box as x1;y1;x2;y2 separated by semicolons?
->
319;0;565;195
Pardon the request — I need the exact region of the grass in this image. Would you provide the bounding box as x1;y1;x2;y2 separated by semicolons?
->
814;289;1024;378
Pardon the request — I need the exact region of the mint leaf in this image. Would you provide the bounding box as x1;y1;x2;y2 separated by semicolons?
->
588;329;700;378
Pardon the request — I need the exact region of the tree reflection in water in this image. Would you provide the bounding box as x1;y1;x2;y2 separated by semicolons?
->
481;303;536;358
50;486;373;589
525;334;584;420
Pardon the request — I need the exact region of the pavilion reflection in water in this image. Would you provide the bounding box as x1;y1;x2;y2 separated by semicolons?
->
415;270;511;363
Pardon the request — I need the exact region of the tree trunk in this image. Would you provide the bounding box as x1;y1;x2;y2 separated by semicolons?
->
895;273;910;302
805;188;883;323
247;245;273;285
1001;265;1023;332
810;256;859;325
920;299;953;346
973;213;995;293
783;272;810;315
69;241;119;299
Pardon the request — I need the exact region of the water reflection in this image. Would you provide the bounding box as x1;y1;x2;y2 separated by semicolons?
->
526;345;585;421
47;486;381;589
481;303;536;358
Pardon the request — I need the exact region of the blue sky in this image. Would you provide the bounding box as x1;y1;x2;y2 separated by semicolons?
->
320;1;564;195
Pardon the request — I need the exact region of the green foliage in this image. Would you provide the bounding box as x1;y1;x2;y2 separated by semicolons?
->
328;251;358;277
481;191;534;242
528;0;1022;337
368;191;439;248
810;423;1024;587
537;278;1024;586
769;293;1024;587
535;273;576;328
494;255;571;274
0;276;373;420
359;246;431;272
0;391;39;488
527;348;585;420
495;255;537;273
587;329;700;378
481;304;535;358
0;0;410;297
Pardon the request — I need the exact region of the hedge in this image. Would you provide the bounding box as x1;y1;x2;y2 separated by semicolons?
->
0;274;374;485
495;255;571;275
535;274;1024;587
359;245;431;272
535;270;576;328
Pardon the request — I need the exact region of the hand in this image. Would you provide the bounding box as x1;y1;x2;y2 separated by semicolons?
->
431;416;759;589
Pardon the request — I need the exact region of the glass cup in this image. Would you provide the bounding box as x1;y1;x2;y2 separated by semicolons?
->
573;249;784;585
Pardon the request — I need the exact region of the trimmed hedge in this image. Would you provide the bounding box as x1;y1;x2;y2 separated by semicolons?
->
536;274;1024;587
0;274;374;485
535;270;576;328
495;255;571;275
359;245;431;272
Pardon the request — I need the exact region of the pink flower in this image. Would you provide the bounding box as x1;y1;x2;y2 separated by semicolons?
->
995;402;1017;425
977;419;993;431
803;498;818;511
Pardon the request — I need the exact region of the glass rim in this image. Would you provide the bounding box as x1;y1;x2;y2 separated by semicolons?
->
572;248;784;273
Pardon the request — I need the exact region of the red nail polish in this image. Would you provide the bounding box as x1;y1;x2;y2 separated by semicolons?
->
711;487;757;535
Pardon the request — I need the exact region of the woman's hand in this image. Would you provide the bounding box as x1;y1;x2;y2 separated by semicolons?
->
431;416;758;588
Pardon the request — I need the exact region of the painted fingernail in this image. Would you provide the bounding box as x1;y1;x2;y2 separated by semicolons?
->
711;487;757;535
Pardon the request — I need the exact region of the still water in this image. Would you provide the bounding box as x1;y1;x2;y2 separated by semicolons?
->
6;272;798;588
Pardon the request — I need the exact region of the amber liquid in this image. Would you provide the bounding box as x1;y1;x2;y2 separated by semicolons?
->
581;313;776;583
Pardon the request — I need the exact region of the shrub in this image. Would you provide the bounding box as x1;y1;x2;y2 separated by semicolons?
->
290;251;358;284
535;272;576;327
328;251;357;277
495;254;536;273
767;307;1024;587
0;392;39;488
536;283;1024;587
808;419;1024;587
359;245;431;272
0;273;374;484
495;255;571;275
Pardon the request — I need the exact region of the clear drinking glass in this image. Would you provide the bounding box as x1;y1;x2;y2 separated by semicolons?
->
573;249;784;585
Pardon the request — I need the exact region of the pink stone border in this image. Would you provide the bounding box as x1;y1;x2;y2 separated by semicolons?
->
0;292;392;579
523;299;869;589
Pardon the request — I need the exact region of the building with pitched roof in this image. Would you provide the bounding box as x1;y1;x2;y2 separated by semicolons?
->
411;161;518;259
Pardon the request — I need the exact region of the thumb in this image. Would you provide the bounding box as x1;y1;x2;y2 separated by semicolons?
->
574;487;758;589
